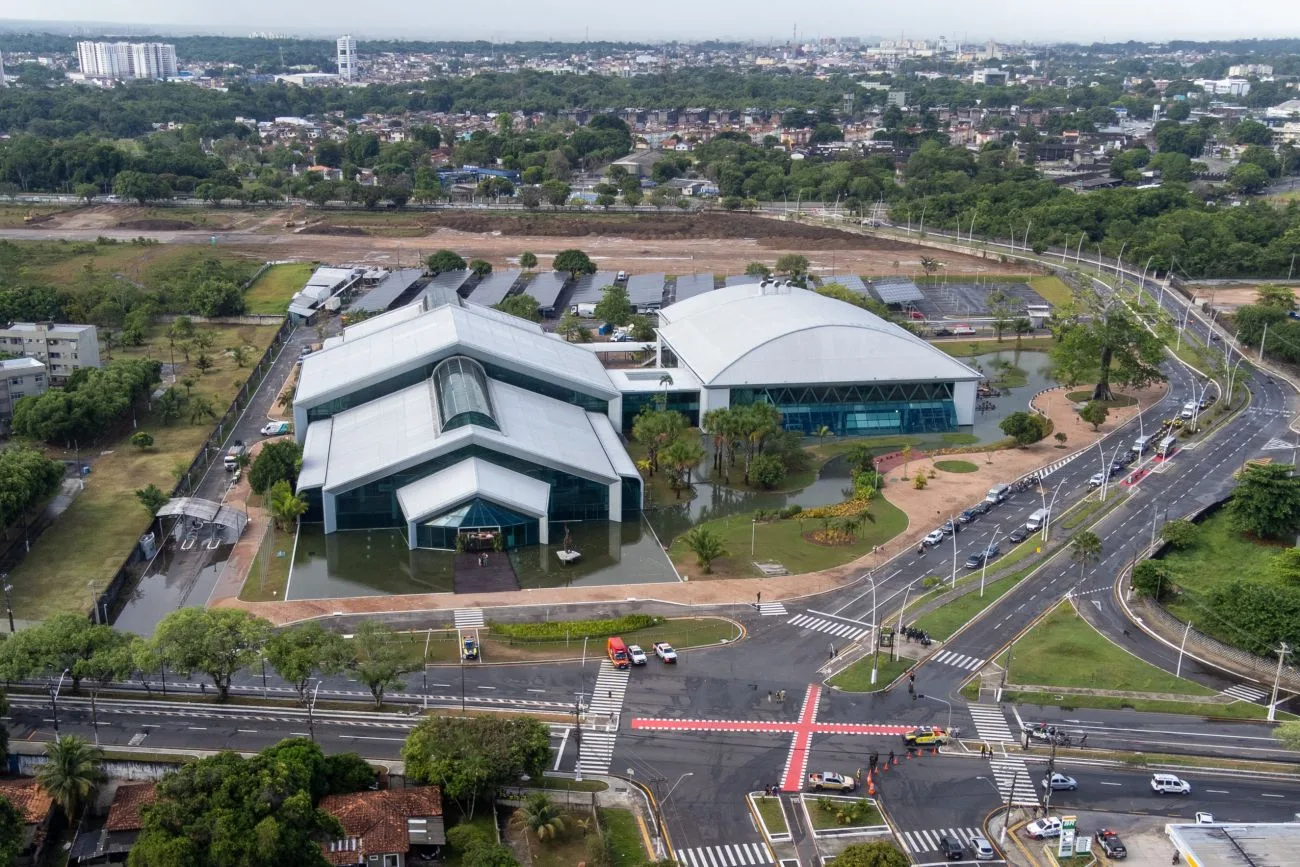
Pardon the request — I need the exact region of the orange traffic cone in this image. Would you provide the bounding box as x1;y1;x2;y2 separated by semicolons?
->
867;776;877;796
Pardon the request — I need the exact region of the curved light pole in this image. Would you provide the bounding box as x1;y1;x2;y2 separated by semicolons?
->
1040;482;1065;544
307;678;322;743
949;514;959;589
863;572;881;685
1101;442;1126;502
980;525;1002;597
918;693;953;732
1075;233;1086;264
663;772;694;804
50;668;71;742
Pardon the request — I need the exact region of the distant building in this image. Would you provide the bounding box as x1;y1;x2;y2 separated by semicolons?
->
972;68;1008;86
0;358;47;432
0;322;101;385
1193;77;1251;97
0;50;7;87
1228;63;1273;77
337;35;358;83
77;41;176;79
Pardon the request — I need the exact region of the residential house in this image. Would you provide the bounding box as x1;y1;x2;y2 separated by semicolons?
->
320;787;445;867
0;778;56;866
71;782;157;864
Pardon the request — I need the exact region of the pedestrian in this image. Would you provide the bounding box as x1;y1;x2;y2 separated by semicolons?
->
200;682;207;695
768;690;773;702
908;671;915;684
980;743;986;757
888;750;895;765
764;784;771;796
1080;733;1088;746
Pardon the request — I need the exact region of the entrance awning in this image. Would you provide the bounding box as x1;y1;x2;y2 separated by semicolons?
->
395;457;550;525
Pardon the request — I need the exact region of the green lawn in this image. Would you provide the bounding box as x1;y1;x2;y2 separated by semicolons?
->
241;521;293;602
598;807;649;866
1002;690;1280;721
244;262;315;314
1155;509;1291;648
934;336;1056;357
828;655;912;692
1008;602;1216;695
913;571;1028;640
753;796;788;834
1029;275;1074;306
805;798;883;830
7;322;282;618
670;496;909;579
1065;390;1137;409
934;460;978;473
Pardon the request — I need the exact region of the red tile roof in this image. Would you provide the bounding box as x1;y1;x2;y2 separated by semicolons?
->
105;783;158;832
0;779;54;825
318;787;442;866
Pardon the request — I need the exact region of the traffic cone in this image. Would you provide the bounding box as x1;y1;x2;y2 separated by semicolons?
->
867;776;877;796
892;755;898;766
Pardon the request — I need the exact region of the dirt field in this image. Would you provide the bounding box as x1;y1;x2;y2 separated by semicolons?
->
1191;283;1300;311
18;206;1035;278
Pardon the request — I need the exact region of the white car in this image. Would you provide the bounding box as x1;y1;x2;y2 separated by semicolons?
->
1025;817;1062;839
654;642;678;663
1195;812;1215;824
1088;472;1105;489
628;644;648;665
1180;401;1197;420
1042;773;1078;791
923;529;945;547
1151;773;1191;794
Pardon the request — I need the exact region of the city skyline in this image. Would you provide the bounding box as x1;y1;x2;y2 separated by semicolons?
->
3;0;1300;44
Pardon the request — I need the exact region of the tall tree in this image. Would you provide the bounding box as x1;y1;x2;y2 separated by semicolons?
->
0;796;22;867
248;440;303;495
264;622;351;705
494;294;541;322
37;735;105;821
518;251;538;271
1049;293;1164;401
552;249;596;278
426;250;466;274
268;480;308;531
348;621;412;709
631;408;687;476
151;608;271;700
1227;463;1300;539
0;615;123;691
402;716;551;819
1069;530;1103;580
593;284;634;326
831;842;910;867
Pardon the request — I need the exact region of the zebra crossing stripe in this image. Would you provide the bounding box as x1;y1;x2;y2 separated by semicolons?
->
933;649;985;671
453;608;485;628
757;602;788;616
990;757;1040;806
1221;683;1268;702
967;704;1015;742
675;843;772;866
787;614;868;641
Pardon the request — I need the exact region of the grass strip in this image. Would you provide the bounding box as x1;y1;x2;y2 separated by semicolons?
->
753;796;789;835
828;656;913;692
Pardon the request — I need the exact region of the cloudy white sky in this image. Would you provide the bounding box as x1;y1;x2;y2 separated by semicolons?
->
4;0;1300;43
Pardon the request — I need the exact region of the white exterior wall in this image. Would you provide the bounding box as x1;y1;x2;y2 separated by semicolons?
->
607;394;623;432
323;491;338;533
953;379;977;426
701;386;731;416
607;479;623;522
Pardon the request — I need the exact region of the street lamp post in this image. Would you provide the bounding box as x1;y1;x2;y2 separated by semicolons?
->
575;636;589;782
2;573;13;633
895;579;919;660
663;772;695;804
865;572;879;685
307;679;322;742
1101;443;1125;502
980;525;1001;597
423;629;432;709
1268;642;1292;723
949;514;958;588
1175;620;1193;678
1040;482;1064;544
260;654;268;700
918;693;953;732
50;668;70;742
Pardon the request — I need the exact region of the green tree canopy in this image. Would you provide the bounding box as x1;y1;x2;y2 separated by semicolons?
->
1160;519;1200;549
264;621;352;704
0;614;124;691
0;796;23;867
0;444;66;527
593;284;633;326
248;439;302;495
494;294;541;322
1079;401;1109;430
1132;559;1171;601
552;249;596;278
999;411;1050;446
831;842;910;867
348;620;413;709
37;735;105;820
151;608;271;700
426;249;467;274
1227;463;1300;539
1049;294;1164;401
403;716;551;819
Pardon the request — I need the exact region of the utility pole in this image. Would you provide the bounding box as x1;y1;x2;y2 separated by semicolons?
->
2;573;13;633
1000;769;1020;844
1268;642;1292;723
1175;621;1193;678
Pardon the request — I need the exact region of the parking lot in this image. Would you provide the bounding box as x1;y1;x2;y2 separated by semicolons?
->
911;280;1050;321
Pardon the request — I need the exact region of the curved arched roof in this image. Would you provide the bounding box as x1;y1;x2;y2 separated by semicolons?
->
657;283;982;387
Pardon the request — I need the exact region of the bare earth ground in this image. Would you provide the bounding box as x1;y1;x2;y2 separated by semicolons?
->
26;207;1033;278
1192;283;1300;311
217;380;1164;625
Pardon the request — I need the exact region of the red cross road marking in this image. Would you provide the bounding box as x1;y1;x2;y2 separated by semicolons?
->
630;684;914;791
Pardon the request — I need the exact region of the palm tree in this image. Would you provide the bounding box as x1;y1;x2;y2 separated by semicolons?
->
269;481;308;530
682;527;727;574
814;425;834;445
1069;530;1103;580
189;395;216;424
37;735;105;821
919;256;939;277
657;372;674;409
511;793;566;842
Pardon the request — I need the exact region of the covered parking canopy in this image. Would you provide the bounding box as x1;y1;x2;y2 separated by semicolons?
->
156;497;249;537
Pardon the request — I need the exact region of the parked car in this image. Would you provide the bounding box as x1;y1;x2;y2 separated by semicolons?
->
654;642;678;663
959;508;978;524
1008;527;1030;544
1195;812;1215;824
1042;772;1078;791
941;520;962;536
902;726;950;746
972;501;992;515
461;638;479;661
1095;829;1127;859
1088;472;1105;489
970;835;995;860
1024;818;1062;839
964;545;1000;570
1151;773;1191;794
924;529;946;547
628;645;648;665
260;421;292;437
1110;461;1127;476
938;834;964;860
806;771;856;792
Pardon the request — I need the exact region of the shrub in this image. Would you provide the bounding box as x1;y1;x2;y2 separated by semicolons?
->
779;504;803;519
751;453;787;489
489;615;662;641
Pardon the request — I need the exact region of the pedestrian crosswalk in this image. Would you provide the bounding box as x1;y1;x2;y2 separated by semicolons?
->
989;757;1040;807
674;842;773;866
932;649;986;671
576;730;617;776
454;608;484;628
587;662;631;716
967;703;1015;743
577;662;631;775
787;613;869;641
898;826;986;856
1221;683;1268;703
757;602;788;616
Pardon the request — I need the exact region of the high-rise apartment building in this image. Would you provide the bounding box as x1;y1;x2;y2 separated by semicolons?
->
336;35;358;82
0;322;101;385
0;50;7;88
0;358;48;432
77;41;176;80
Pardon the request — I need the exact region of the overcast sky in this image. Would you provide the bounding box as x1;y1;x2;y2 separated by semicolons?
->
4;0;1300;44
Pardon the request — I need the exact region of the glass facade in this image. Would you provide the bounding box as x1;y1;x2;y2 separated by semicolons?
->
731;382;957;437
306;365;430;423
622;391;701;434
478;358;609;414
414;498;540;550
433;356;498;432
332;444;610;531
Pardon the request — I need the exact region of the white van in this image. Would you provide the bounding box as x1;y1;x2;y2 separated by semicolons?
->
986;484;1011;505
1158;435;1178;458
1131;435;1152;456
1025;508;1050;531
571;302;597;318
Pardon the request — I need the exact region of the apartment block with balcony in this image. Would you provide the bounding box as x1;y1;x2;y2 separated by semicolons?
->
0;322;101;384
